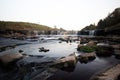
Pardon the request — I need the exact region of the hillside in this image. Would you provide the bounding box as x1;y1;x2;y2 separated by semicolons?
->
0;21;52;31
97;8;120;36
78;7;120;36
81;24;96;31
0;21;61;38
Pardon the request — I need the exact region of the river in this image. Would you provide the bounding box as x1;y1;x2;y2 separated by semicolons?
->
0;35;120;80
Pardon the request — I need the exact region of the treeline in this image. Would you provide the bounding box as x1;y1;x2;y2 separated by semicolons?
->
78;7;120;36
81;24;96;31
97;8;120;29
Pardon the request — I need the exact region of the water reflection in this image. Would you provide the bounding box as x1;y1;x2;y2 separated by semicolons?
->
0;35;120;80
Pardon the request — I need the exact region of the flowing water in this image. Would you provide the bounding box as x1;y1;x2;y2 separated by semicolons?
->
0;35;120;80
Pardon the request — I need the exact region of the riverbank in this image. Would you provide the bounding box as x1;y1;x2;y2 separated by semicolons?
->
90;64;120;80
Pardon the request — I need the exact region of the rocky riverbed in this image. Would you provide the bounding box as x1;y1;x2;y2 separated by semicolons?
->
0;36;120;80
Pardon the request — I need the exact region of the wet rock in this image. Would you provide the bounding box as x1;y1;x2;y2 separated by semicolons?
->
90;64;120;80
77;44;82;51
59;41;62;43
78;52;96;63
111;44;120;50
28;54;43;58
31;68;58;80
87;41;97;46
16;57;57;80
54;53;77;68
58;38;67;41
80;38;89;44
114;50;120;59
19;49;24;53
39;47;50;52
96;46;114;57
0;45;16;52
0;53;24;67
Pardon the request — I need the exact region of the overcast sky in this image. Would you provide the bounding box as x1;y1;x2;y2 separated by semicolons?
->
0;0;120;30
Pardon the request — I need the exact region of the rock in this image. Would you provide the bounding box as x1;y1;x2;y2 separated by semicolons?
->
31;68;58;80
54;53;77;68
96;46;114;57
114;50;120;59
0;45;16;52
90;64;120;80
80;38;89;44
59;41;62;43
19;49;24;53
39;47;50;52
77;44;82;51
78;52;96;63
87;41;97;46
111;44;120;50
0;53;24;66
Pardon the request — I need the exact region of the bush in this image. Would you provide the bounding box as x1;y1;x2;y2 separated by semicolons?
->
77;46;97;53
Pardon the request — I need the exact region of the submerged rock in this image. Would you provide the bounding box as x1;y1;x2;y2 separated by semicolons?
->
31;68;58;80
114;50;120;59
96;46;114;57
78;52;96;63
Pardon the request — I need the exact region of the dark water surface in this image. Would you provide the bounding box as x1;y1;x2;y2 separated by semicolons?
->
0;36;120;80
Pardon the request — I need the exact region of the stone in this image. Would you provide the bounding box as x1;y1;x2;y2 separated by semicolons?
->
87;41;97;46
39;47;50;52
78;52;96;63
19;49;24;53
111;44;120;50
114;50;120;59
96;46;114;57
90;64;120;80
54;53;77;68
0;53;23;66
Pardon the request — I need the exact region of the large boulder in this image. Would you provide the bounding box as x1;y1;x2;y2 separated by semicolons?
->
54;53;77;68
78;52;96;63
0;53;23;67
90;64;120;80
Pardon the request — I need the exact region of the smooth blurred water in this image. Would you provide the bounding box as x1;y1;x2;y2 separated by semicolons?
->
0;36;120;80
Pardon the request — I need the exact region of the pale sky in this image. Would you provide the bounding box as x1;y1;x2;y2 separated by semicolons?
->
0;0;120;30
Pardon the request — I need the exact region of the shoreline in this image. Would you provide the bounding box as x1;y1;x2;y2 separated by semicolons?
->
90;64;120;80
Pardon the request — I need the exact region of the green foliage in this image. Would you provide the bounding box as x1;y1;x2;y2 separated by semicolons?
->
97;8;120;30
79;46;97;53
82;24;96;31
